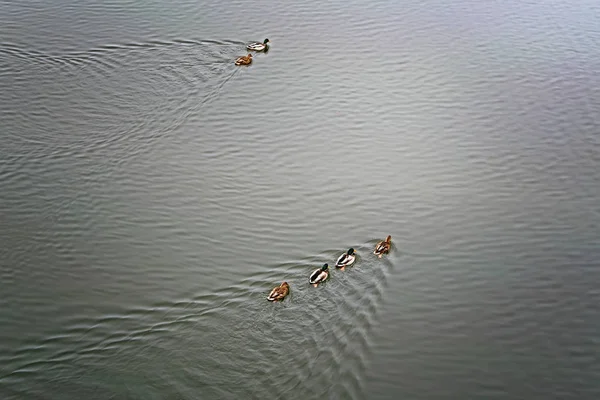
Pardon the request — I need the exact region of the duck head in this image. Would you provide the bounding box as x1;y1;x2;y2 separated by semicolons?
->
347;248;355;256
321;263;329;271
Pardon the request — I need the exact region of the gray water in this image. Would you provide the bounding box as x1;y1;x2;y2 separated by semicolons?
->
1;0;600;398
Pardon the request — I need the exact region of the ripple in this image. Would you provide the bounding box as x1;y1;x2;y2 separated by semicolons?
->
0;238;396;400
0;37;247;161
3;0;600;398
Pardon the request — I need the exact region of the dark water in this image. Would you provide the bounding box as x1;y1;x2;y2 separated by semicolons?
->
1;0;600;398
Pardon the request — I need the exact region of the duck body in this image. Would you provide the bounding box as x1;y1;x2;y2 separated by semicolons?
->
374;235;392;258
335;248;356;269
235;54;253;65
247;38;269;52
267;282;290;301
309;264;329;287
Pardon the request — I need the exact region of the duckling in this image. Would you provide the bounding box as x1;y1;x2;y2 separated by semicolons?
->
335;248;356;270
267;282;290;301
246;38;270;52
235;54;252;65
374;235;392;258
309;263;329;287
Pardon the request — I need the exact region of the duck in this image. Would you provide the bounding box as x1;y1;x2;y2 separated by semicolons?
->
267;282;290;301
247;38;270;52
309;263;329;287
373;235;392;258
235;54;252;65
335;248;356;270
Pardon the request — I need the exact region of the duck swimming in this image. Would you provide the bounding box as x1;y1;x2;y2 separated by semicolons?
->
267;282;290;301
235;53;252;65
246;38;269;52
309;263;329;287
335;248;356;270
373;235;392;258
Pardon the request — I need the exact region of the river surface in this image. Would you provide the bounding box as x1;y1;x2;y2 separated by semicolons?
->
1;0;600;398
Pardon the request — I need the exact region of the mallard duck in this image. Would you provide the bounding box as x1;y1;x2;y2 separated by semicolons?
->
247;38;269;52
309;263;329;287
267;282;290;301
235;54;252;65
335;248;356;270
374;235;392;258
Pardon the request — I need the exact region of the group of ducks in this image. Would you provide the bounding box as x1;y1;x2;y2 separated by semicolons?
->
235;38;270;65
267;235;393;301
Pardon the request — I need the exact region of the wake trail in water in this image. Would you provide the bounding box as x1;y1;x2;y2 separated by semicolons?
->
0;239;397;400
0;38;246;155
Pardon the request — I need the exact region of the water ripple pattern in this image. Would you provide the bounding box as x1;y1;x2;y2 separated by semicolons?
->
1;242;396;400
2;0;600;398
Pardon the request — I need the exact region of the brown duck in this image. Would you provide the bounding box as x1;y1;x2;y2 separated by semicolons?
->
235;54;253;65
267;282;290;301
373;235;392;257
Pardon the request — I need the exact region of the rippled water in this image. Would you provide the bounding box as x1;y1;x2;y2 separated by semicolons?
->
1;0;600;398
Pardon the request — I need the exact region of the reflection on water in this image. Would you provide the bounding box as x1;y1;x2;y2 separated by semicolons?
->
1;0;600;398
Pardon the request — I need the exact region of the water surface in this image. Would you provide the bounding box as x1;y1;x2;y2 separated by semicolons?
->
1;0;600;398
